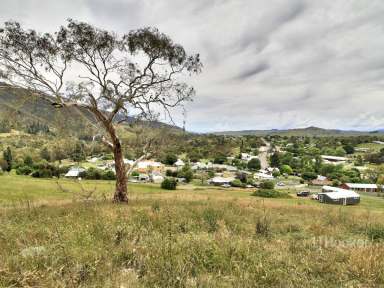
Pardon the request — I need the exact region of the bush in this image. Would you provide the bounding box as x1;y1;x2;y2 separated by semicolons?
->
252;189;291;198
301;171;317;181
16;166;33;175
280;164;293;175
260;180;275;189
102;170;116;180
272;170;281;177
247;158;261;171
231;179;245;188
161;178;177;190
165;169;177;177
178;164;194;183
79;168;116;180
163;154;178;165
131;171;139;177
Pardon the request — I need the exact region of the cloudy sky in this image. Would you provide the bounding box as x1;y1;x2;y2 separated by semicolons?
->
1;0;384;132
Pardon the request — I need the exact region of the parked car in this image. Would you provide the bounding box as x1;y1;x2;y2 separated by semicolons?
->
297;191;310;197
277;182;285;187
221;184;231;188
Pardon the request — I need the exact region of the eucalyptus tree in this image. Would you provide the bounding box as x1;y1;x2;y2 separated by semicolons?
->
0;20;201;202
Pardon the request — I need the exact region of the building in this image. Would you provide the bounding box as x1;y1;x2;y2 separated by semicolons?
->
135;160;164;174
64;167;86;178
208;176;235;186
373;141;384;145
241;153;258;162
254;172;274;180
310;175;332;186
340;183;379;193
318;186;360;205
321;155;348;164
174;159;185;168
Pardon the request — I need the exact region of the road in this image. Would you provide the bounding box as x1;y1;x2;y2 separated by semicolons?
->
258;138;270;170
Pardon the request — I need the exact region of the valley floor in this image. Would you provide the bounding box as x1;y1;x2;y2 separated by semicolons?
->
1;175;384;287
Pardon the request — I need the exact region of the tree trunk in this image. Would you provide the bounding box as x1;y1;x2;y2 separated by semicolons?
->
112;139;128;203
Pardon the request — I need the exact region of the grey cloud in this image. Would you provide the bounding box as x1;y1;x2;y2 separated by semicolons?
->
233;62;270;81
1;0;384;132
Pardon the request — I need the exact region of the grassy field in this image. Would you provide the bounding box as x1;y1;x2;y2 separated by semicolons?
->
1;175;384;287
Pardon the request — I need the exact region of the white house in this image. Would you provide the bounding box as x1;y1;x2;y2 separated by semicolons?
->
208;176;235;186
254;172;274;180
175;159;185;167
65;167;86;178
241;153;258;162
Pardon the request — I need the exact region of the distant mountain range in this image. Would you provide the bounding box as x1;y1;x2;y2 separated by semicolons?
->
212;126;384;136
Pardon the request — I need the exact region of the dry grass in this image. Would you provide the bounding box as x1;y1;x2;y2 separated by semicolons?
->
1;175;384;287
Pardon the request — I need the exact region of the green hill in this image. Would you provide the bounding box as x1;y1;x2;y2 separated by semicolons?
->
0;83;182;135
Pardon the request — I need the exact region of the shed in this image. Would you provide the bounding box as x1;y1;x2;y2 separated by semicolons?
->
318;188;360;205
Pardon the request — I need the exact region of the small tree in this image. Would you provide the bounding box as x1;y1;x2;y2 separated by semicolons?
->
280;164;293;175
164;153;178;165
161;178;177;190
3;146;12;172
247;158;261;171
260;180;275;190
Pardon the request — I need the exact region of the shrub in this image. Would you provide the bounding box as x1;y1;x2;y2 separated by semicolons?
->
131;171;139;177
16;166;33;175
161;178;177;190
163;154;178;165
280;164;293;175
260;180;275;189
272;170;281;177
301;171;317;181
252;189;291;198
231;179;245;188
165;169;177;177
102;170;116;180
247;158;261;171
178;164;194;183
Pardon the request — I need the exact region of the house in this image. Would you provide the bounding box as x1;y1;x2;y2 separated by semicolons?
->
321;155;348;164
174;159;185;168
65;167;86;178
241;153;258;162
208;176;235;186
310;175;332;186
135;160;164;174
318;186;360;205
340;183;379;193
254;172;274;180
